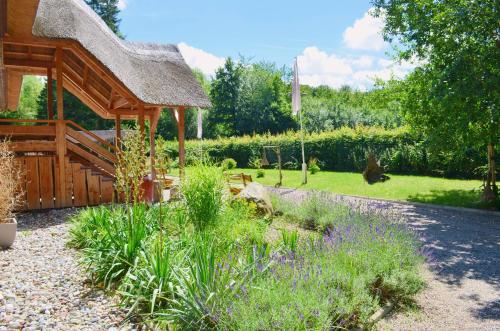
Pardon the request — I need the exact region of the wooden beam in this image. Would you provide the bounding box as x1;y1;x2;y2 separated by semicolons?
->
55;121;67;207
82;65;89;88
55;47;67;207
0;125;55;136
56;47;63;120
115;114;121;150
110;96;129;110
4;58;54;68
47;67;53;120
108;89;115;109
67;142;115;177
138;103;145;141
177;107;186;178
0;0;7;38
66;126;117;163
8;141;56;152
6;69;22;110
149;109;161;180
149;114;156;180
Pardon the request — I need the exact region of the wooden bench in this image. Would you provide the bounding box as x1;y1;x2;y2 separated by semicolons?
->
227;173;253;195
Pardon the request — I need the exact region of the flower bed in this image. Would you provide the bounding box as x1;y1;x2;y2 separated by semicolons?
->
69;165;424;330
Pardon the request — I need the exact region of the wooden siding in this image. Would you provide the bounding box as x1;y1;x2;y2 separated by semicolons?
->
15;155;116;210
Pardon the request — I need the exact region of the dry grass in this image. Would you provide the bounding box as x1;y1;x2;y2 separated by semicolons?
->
0;138;23;221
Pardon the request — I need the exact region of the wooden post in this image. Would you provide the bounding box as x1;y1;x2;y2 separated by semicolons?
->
149;108;161;180
138;104;145;140
115;114;121;150
149;115;156;179
55;47;67;207
177;107;186;178
47;67;53;120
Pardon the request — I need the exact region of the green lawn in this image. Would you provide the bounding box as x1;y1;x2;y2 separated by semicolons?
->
229;168;487;209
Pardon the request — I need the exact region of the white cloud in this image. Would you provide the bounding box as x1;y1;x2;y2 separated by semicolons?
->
298;47;353;76
297;47;415;90
343;10;386;51
117;0;127;10
178;42;225;77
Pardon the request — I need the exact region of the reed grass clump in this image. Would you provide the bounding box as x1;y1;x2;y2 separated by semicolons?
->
0;138;23;221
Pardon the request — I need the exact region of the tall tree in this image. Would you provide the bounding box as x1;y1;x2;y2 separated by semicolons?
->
84;0;123;37
236;62;295;135
372;0;499;198
208;58;242;137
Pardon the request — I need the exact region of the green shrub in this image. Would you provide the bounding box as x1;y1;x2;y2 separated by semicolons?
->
248;157;262;169
256;169;265;178
167;127;492;179
119;236;181;320
221;158;237;171
72;204;152;288
309;158;321;174
181;165;226;231
280;229;299;252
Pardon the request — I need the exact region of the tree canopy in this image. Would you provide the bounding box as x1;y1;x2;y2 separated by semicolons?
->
84;0;123;37
371;0;499;195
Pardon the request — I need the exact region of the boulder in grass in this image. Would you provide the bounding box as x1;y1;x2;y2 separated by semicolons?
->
237;182;274;216
363;153;390;184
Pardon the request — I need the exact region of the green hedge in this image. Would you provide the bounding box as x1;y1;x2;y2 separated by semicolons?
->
165;127;491;179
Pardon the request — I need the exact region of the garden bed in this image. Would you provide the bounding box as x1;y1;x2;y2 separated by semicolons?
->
69;165;425;330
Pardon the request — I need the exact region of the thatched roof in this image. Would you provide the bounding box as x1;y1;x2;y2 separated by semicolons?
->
32;0;211;108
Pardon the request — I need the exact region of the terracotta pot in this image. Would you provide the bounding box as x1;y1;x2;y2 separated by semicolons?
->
0;218;17;249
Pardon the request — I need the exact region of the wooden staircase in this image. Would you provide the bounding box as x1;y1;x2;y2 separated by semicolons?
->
0;119;118;210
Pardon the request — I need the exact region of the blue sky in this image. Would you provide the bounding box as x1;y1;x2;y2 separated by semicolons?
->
118;0;413;90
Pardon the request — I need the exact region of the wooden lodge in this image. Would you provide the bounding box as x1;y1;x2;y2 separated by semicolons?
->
0;0;210;210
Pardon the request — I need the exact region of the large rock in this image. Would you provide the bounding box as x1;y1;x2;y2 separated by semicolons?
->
237;182;274;216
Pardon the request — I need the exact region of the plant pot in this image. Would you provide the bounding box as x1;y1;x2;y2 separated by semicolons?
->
0;218;17;249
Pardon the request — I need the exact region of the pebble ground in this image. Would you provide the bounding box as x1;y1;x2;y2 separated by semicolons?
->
0;209;135;331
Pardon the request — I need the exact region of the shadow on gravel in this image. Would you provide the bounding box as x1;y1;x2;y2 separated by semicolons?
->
472;299;500;320
15;208;79;231
401;205;500;288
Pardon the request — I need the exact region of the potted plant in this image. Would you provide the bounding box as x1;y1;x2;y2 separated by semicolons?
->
0;138;23;249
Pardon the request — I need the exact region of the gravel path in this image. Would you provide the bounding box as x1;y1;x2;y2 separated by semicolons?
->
0;209;134;331
273;188;500;331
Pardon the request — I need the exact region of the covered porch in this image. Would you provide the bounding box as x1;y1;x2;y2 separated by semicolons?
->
0;0;210;210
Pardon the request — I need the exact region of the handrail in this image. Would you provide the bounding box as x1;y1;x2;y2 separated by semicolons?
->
67;141;115;176
0;119;117;153
65;120;117;153
0;119;57;124
66;126;117;163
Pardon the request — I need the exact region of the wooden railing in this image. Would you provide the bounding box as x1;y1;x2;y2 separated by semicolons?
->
0;118;117;176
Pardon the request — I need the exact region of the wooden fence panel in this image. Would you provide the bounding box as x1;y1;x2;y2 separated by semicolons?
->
14;156;115;211
100;178;114;204
38;156;55;209
86;170;101;206
25;157;40;210
65;158;74;206
72;163;88;207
